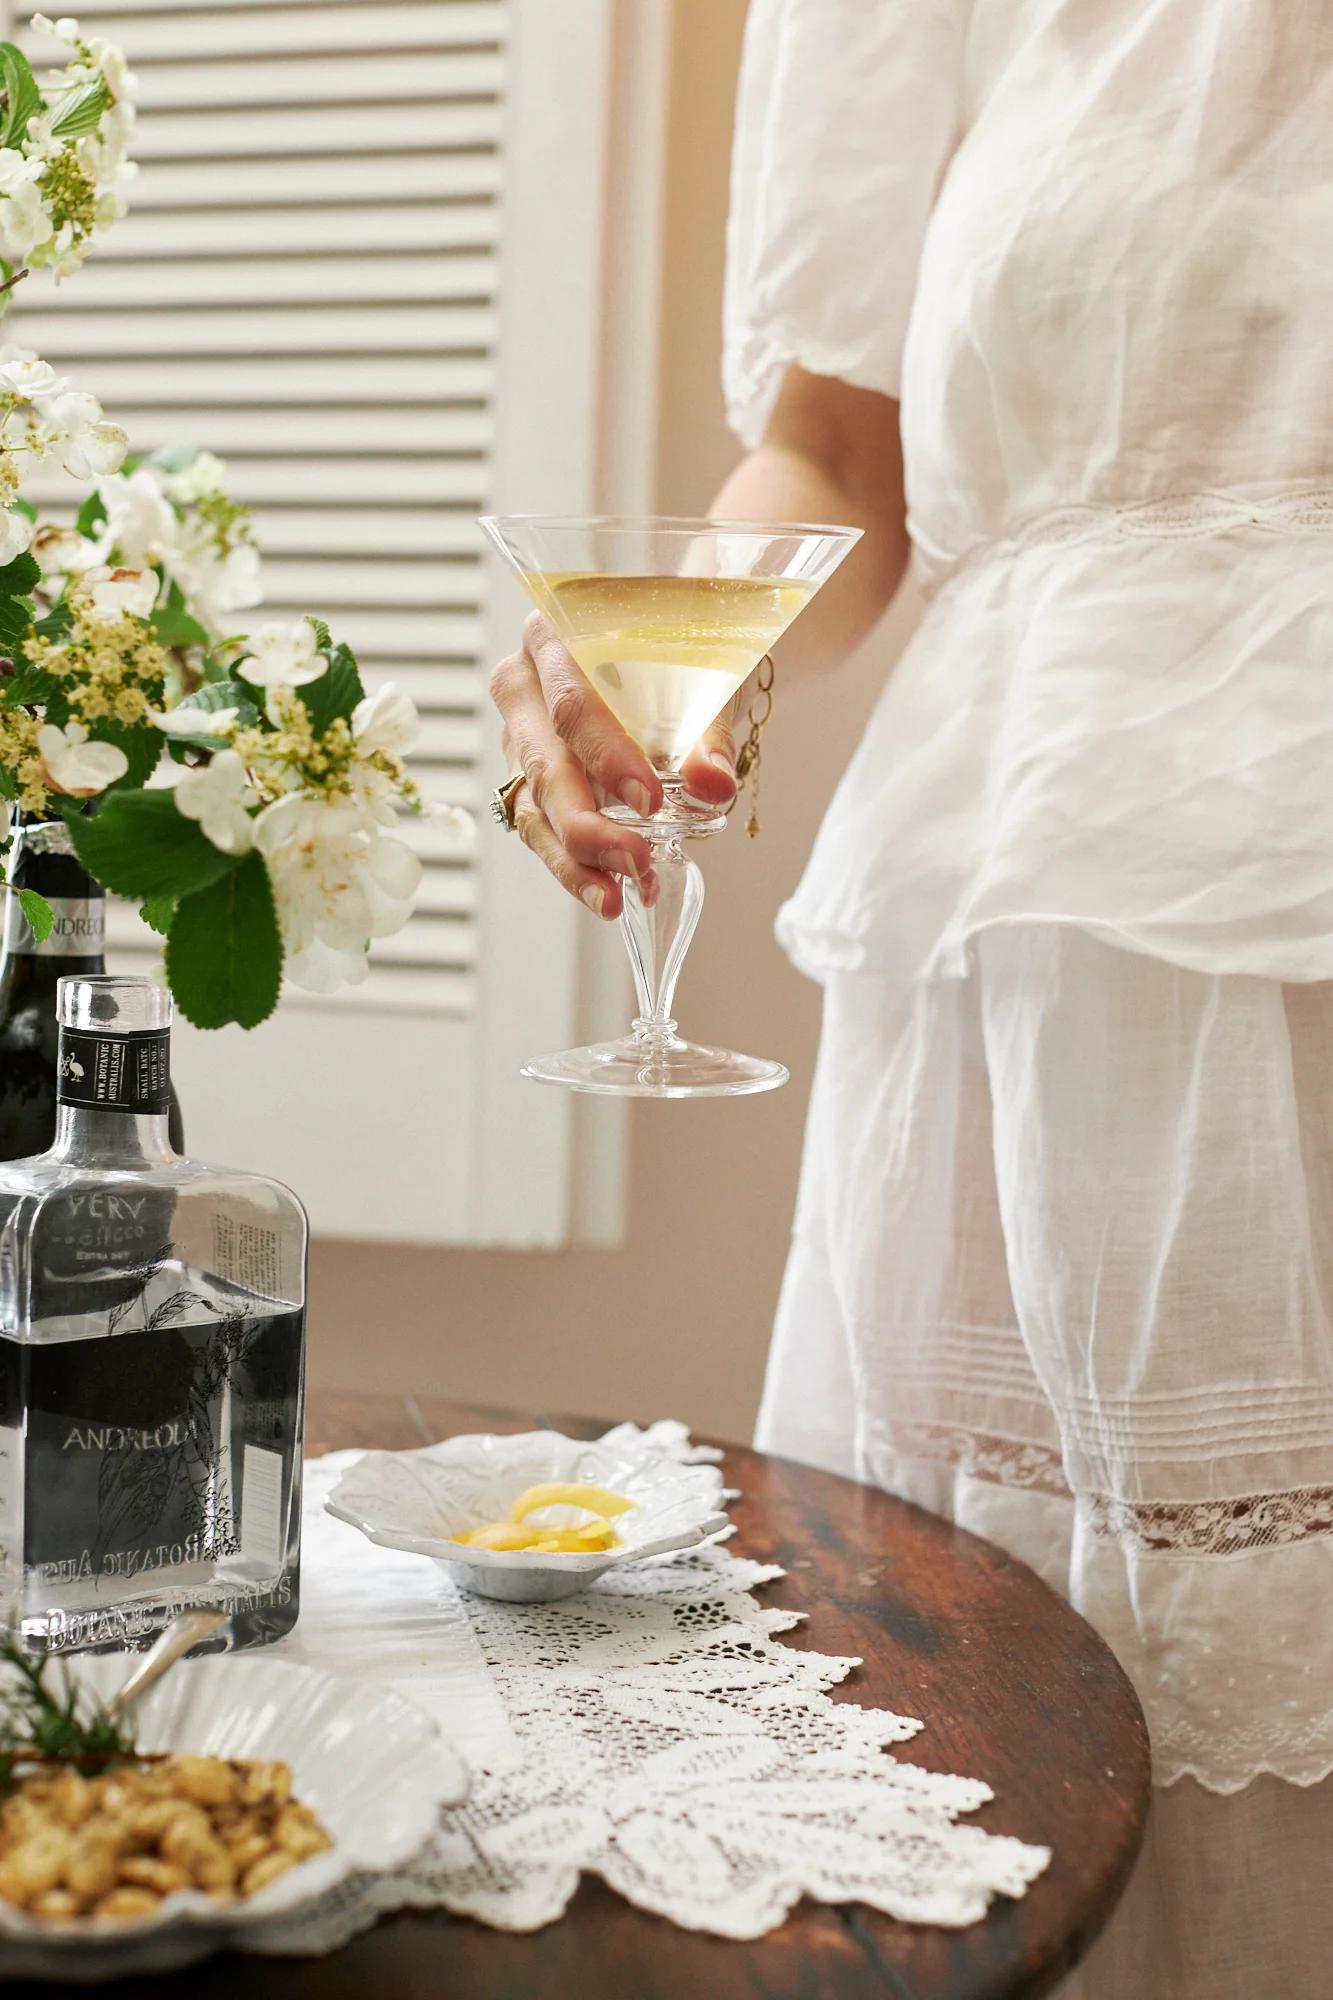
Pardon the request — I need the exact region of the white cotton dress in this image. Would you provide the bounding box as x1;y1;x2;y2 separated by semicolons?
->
724;3;1333;1994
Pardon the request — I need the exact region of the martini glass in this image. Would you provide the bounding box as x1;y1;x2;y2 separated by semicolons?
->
480;516;860;1097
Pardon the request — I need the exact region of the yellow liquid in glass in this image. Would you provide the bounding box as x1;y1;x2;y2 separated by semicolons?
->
537;573;814;769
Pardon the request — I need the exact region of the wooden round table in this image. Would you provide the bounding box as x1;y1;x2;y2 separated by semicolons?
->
77;1392;1151;2000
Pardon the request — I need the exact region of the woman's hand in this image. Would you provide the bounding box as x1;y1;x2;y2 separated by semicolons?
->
488;609;738;920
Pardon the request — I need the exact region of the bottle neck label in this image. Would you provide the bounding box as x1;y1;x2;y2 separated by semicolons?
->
4;893;105;960
57;1028;171;1114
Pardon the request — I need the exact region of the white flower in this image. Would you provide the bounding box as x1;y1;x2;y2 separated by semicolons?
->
95;465;178;568
254;793;421;993
39;391;125;478
3;177;51;259
352;681;419;758
238;619;325;689
164;451;227;504
85;36;132;95
284;938;370;994
0;507;31;564
0;348;64;401
173;749;256;854
21;114;63;167
36;720;128;797
0;150;46;196
30;15;80;45
30;524;87;575
171;530;260;633
82;564;158;623
149;703;239;739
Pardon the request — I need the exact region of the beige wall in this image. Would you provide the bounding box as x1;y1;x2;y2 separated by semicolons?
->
308;0;915;1441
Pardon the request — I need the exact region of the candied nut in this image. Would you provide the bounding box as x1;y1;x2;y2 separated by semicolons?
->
30;1888;82;1920
163;1757;237;1809
159;1819;235;1893
118;1857;192;1896
127;1799;183;1846
0;1830;71;1907
241;1851;296;1896
50;1771;93;1828
92;1886;161;1920
236;1761;292;1808
63;1833;121;1904
225;1832;271;1875
274;1810;331;1860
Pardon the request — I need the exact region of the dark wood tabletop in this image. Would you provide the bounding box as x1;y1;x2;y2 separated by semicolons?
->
50;1391;1151;2000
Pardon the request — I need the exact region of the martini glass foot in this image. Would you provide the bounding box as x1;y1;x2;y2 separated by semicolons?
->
522;1036;788;1098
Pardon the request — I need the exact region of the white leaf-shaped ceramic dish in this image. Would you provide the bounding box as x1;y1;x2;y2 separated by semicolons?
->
326;1430;730;1602
0;1653;469;1983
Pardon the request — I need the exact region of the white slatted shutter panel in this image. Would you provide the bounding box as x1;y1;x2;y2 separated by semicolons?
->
2;0;658;1243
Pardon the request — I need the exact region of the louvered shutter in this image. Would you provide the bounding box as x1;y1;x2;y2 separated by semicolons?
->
2;0;656;1243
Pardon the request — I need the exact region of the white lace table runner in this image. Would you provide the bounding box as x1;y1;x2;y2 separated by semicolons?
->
251;1428;1050;1952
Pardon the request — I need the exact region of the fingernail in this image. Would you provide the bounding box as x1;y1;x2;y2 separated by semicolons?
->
580;883;606;917
599;850;628;877
621;780;653;817
709;750;735;776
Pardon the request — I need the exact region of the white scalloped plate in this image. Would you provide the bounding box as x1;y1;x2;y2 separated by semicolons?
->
326;1429;730;1602
0;1653;469;1982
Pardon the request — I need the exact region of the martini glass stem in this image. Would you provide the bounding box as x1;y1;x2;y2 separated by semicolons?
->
620;833;705;1049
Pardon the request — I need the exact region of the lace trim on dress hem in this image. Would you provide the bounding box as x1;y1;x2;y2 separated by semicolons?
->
1087;1489;1333;1556
1155;1714;1333;1795
916;482;1333;590
875;1420;1333;1554
868;1418;1072;1498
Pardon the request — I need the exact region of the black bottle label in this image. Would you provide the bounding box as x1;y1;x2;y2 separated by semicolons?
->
57;1030;171;1114
3;894;104;959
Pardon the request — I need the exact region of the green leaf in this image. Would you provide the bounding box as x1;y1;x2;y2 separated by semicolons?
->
0;552;42;598
0;592;34;653
166;851;282;1030
15;886;52;942
48;77;110;139
306;618;332;656
140;894;177;937
176;677;258;725
75;491;107;538
11;498;35;524
97;719;163;793
0;662;56;706
151;577;209;652
35;599;72;642
0;44;41;150
161;678;260;759
68;789;243;901
299;641;365;735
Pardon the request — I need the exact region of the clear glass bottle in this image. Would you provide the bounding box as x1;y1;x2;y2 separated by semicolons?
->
0;975;307;1654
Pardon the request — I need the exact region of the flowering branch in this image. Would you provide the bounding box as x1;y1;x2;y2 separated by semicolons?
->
0;17;474;1029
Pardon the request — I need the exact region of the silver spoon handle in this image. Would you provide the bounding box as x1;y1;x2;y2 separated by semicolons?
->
108;1610;230;1722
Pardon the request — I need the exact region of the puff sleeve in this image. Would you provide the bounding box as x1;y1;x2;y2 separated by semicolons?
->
723;0;963;446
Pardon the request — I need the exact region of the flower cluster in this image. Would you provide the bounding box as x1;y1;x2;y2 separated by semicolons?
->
30;448;262;644
160;622;458;995
0;344;125;559
4;14;136;279
25;565;165;730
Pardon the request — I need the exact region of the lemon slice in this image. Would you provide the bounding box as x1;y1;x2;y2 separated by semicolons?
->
509;1482;637;1525
454;1522;543;1551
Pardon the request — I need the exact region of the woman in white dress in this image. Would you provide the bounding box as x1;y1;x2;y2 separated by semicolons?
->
489;2;1333;1991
